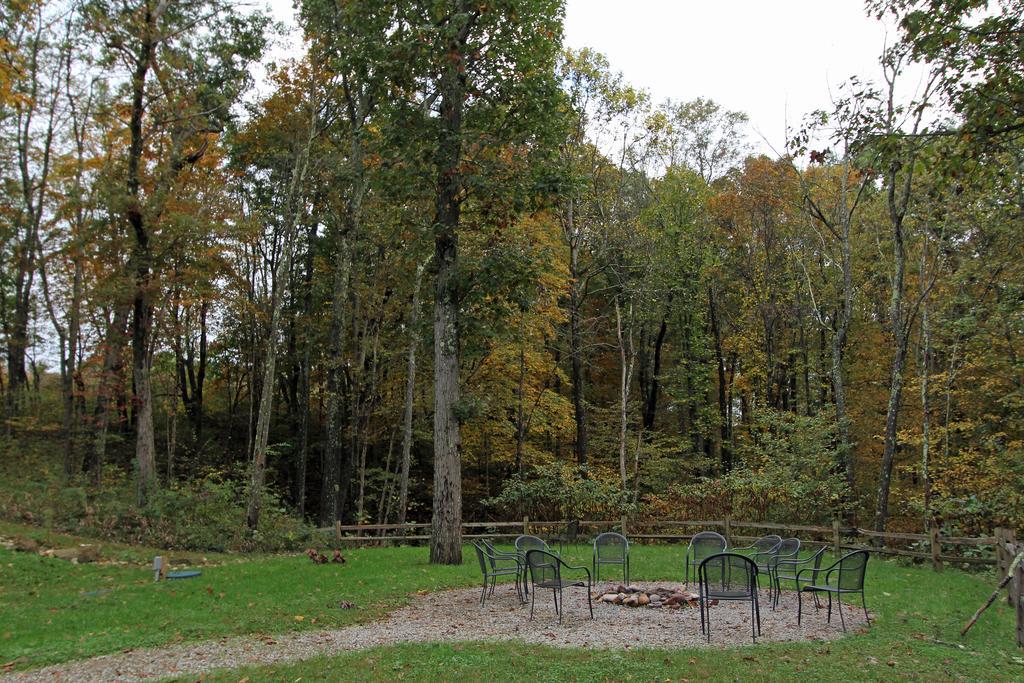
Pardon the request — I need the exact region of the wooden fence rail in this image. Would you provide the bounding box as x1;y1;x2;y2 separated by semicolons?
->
316;517;1003;569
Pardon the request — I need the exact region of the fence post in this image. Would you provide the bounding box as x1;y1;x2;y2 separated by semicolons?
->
1015;555;1024;648
334;520;341;541
930;519;943;572
523;516;530;536
621;516;628;537
997;528;1014;605
724;515;732;545
832;518;841;558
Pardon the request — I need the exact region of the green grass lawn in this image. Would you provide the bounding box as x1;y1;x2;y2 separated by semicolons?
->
1;522;1020;681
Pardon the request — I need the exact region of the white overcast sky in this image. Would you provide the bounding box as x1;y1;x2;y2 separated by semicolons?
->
265;0;904;153
563;0;903;153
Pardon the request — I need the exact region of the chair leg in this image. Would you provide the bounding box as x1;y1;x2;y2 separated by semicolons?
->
862;591;870;624
489;574;497;596
750;597;756;643
797;589;803;626
480;578;488;606
555;589;562;624
826;592;832;624
529;586;536;620
838;594;847;632
699;592;706;635
754;590;761;635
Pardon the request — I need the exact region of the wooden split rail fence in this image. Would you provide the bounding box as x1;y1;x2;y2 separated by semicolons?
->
318;517;1004;571
994;527;1024;648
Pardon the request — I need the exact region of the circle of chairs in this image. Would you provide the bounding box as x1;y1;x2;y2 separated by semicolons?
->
470;527;869;639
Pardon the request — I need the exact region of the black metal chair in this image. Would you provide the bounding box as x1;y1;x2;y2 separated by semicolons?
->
797;549;870;632
592;531;630;585
480;538;525;602
472;541;522;606
684;531;727;586
698;552;761;643
763;537;799;608
732;534;782;597
551;519;580;555
773;546;827;609
514;535;553;596
524;548;594;624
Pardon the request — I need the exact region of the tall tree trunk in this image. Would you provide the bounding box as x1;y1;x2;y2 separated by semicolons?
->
874;162;914;532
514;313;527;476
568;223;588;467
125;0;166;506
87;307;129;482
295;223;317;516
920;268;933;528
246;115;314;530
708;289;731;472
614;297;636;489
429;13;471;564
396;259;426;529
5;15;59;422
642;306;669;431
322;239;351;526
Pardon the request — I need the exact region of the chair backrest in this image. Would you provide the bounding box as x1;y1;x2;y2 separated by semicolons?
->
777;537;800;559
688;531;727;562
472;541;489;575
699;552;757;597
835;550;869;590
594;532;628;560
524;548;561;587
480;538;503;555
752;534;783;553
515;535;548;553
805;546;827;582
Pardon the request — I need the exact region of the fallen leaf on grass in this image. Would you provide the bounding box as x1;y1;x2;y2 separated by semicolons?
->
294;615;305;622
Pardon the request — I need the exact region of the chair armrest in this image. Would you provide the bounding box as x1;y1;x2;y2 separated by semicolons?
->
795;567;827;585
563;564;593;584
776;557;813;573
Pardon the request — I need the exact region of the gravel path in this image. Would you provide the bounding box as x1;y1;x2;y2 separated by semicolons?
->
2;583;868;682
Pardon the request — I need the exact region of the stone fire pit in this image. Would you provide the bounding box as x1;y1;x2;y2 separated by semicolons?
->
594;583;703;608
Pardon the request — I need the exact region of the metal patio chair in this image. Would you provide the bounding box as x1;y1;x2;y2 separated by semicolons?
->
592;531;630;585
773;546;826;609
732;534;783;598
797;549;870;632
684;531;727;586
698;552;761;643
472;541;522;606
514;535;552;596
551;519;580;555
524;548;594;624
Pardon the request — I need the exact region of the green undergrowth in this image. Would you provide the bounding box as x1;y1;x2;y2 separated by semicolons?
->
0;436;315;553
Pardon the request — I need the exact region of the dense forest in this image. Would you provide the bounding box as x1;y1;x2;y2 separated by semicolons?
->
0;0;1021;562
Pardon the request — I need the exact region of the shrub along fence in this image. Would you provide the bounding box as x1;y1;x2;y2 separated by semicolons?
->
318;517;1004;571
